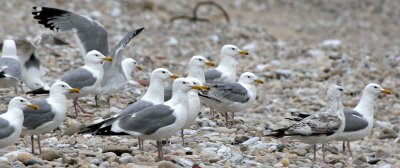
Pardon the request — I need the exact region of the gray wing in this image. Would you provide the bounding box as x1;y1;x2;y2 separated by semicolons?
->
118;104;176;135
164;87;172;101
60;68;96;89
343;110;368;132
32;7;108;55
286;113;341;136
23;99;55;130
205;69;222;83
200;82;250;103
0;117;15;139
118;100;154;117
0;57;22;80
101;28;145;89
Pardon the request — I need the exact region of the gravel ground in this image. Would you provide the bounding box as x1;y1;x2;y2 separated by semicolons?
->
0;0;399;167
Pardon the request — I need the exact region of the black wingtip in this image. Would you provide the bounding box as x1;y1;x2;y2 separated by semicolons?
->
26;87;50;95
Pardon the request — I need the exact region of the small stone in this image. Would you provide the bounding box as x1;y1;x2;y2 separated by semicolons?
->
353;156;367;165
17;152;34;164
281;158;290;167
103;145;133;156
100;161;109;168
90;158;101;166
292;148;307;156
240;145;248;152
229;154;243;164
375;149;385;158
119;156;140;164
4;151;19;162
368;158;381;164
39;150;64;161
235;135;249;143
25;158;45;166
157;160;178;168
76;144;88;149
242;137;260;145
326;146;339;155
276;144;285;152
214;127;233;133
175;158;193;167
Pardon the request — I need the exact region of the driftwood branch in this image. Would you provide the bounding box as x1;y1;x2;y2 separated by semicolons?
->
170;1;230;24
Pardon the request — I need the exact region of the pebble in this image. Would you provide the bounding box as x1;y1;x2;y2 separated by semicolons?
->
229;154;243;164
175;158;193;167
234;135;249;143
217;145;231;159
39;150;64;161
281;158;290;167
367;158;381;164
119;156;140;164
242;137;260;145
214;127;234;133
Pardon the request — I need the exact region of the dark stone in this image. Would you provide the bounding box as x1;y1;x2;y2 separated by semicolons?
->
185;151;193;155
368;158;381;164
276;144;285;152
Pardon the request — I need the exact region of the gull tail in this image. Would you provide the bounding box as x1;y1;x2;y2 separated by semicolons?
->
290;111;311;119
265;128;290;138
78;116;128;136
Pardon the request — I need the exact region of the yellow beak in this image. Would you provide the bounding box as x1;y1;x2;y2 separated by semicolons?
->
69;88;80;93
136;65;142;71
192;85;203;90
170;74;179;79
239;50;249;56
201;85;210;91
27;104;39;110
103;56;113;62
254;79;264;84
206;61;216;67
381;89;392;95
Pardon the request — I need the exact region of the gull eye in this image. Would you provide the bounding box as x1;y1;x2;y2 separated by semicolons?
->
232;48;235;50
247;76;251;78
20;100;24;102
95;54;98;57
162;71;166;74
61;85;65;88
373;86;378;89
338;88;343;92
182;81;186;84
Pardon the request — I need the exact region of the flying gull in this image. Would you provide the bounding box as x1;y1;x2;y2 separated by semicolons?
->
164;55;215;101
0;40;23;93
80;68;178;150
200;72;263;124
97;58;142;105
31;6;145;104
22;81;79;154
0;97;38;149
269;85;346;162
59;50;112;116
288;83;392;156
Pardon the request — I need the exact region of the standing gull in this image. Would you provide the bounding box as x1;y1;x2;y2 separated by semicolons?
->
0;97;38;149
289;83;392;156
164;55;215;101
32;7;145;104
205;44;248;83
59;50;112;116
110;78;203;159
0;39;23;93
200;72;263;124
22;81;79;154
269;85;346;162
80;68;178;150
179;78;208;145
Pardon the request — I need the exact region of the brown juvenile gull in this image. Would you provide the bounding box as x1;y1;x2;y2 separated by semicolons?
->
269;85;346;162
288;83;392;156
